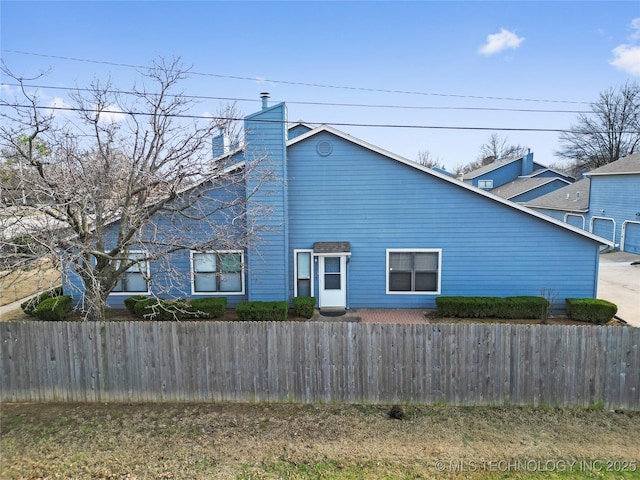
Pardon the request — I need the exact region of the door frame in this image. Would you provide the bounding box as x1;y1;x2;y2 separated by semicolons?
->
317;254;349;309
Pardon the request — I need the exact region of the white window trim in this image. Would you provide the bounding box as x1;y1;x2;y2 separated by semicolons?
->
564;213;586;230
294;249;314;297
190;250;245;295
110;250;151;296
386;248;442;295
478;179;493;189
589;216;617;246
621;220;640;253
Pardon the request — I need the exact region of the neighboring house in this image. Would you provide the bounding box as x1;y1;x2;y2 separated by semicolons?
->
461;153;574;202
526;153;640;254
64;98;613;312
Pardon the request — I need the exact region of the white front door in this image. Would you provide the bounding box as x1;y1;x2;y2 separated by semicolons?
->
318;255;347;308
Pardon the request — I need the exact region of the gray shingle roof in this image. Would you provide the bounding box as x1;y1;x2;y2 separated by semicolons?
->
490;177;569;200
523;178;590;212
586;152;640;176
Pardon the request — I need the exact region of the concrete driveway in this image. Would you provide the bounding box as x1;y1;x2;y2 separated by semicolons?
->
598;251;640;327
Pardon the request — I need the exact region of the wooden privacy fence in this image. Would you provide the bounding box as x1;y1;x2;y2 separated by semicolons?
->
1;321;638;410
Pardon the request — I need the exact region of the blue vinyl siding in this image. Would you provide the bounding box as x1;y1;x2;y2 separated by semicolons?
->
510;179;571;203
244;103;289;301
64;179;249;309
287;132;599;310
532;169;574;182
473;160;524;189
586;175;640;251
528;208;566;222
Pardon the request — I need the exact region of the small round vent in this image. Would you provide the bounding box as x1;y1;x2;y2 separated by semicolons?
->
316;140;333;157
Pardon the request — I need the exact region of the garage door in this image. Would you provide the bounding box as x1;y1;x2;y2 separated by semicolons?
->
591;217;615;245
622;221;640;254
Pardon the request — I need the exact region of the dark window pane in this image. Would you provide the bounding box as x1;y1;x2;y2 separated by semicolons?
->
324;273;341;290
389;252;412;271
415;252;438;271
297;279;311;297
389;272;411;291
415;272;437;291
324;257;340;273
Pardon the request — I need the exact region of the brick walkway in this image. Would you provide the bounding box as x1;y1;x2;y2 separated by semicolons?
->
357;309;429;324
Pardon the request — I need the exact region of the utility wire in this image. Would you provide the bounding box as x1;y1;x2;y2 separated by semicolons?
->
3;50;592;105
0;103;578;133
0;82;592;114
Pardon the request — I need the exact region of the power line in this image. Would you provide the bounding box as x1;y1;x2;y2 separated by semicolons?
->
0;82;592;114
3;49;592;106
0;103;577;133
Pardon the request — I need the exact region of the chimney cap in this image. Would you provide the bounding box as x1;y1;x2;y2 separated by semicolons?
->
260;92;270;109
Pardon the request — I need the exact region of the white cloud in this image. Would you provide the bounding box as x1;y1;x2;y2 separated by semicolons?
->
98;104;126;123
610;44;640;76
610;18;640;76
47;97;73;118
479;28;525;56
631;17;640;41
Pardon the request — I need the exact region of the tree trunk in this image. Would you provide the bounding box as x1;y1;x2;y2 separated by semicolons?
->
83;283;107;322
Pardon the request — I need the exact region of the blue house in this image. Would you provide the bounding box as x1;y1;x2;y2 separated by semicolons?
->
462;153;574;202
526;153;640;254
65;98;613;312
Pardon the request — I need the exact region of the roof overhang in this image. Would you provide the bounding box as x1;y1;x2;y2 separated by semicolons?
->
313;241;352;256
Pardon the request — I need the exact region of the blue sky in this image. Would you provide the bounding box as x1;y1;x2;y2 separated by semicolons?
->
1;1;639;171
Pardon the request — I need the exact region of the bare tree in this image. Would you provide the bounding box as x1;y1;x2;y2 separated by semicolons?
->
415;150;443;169
0;58;273;321
557;82;640;173
477;133;527;165
454;134;528;175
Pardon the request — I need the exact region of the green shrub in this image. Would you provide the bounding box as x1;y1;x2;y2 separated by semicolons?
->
32;295;72;321
236;300;288;321
435;296;549;319
124;295;148;315
292;296;316;319
566;298;618;324
189;297;227;318
133;298;168;320
21;286;63;316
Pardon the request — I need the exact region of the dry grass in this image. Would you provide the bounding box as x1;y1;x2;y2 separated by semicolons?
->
0;261;61;306
1;402;639;479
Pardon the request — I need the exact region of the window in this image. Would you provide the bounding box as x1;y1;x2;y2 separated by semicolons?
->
386;249;441;294
191;251;244;294
478;179;493;189
112;252;150;294
294;250;313;297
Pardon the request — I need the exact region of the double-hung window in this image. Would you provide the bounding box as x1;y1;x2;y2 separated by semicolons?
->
112;251;150;294
191;251;244;294
386;249;441;294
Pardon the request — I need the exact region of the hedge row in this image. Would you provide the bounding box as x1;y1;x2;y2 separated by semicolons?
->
435;296;549;319
236;300;289;321
126;296;228;321
566;298;617;325
127;296;316;321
